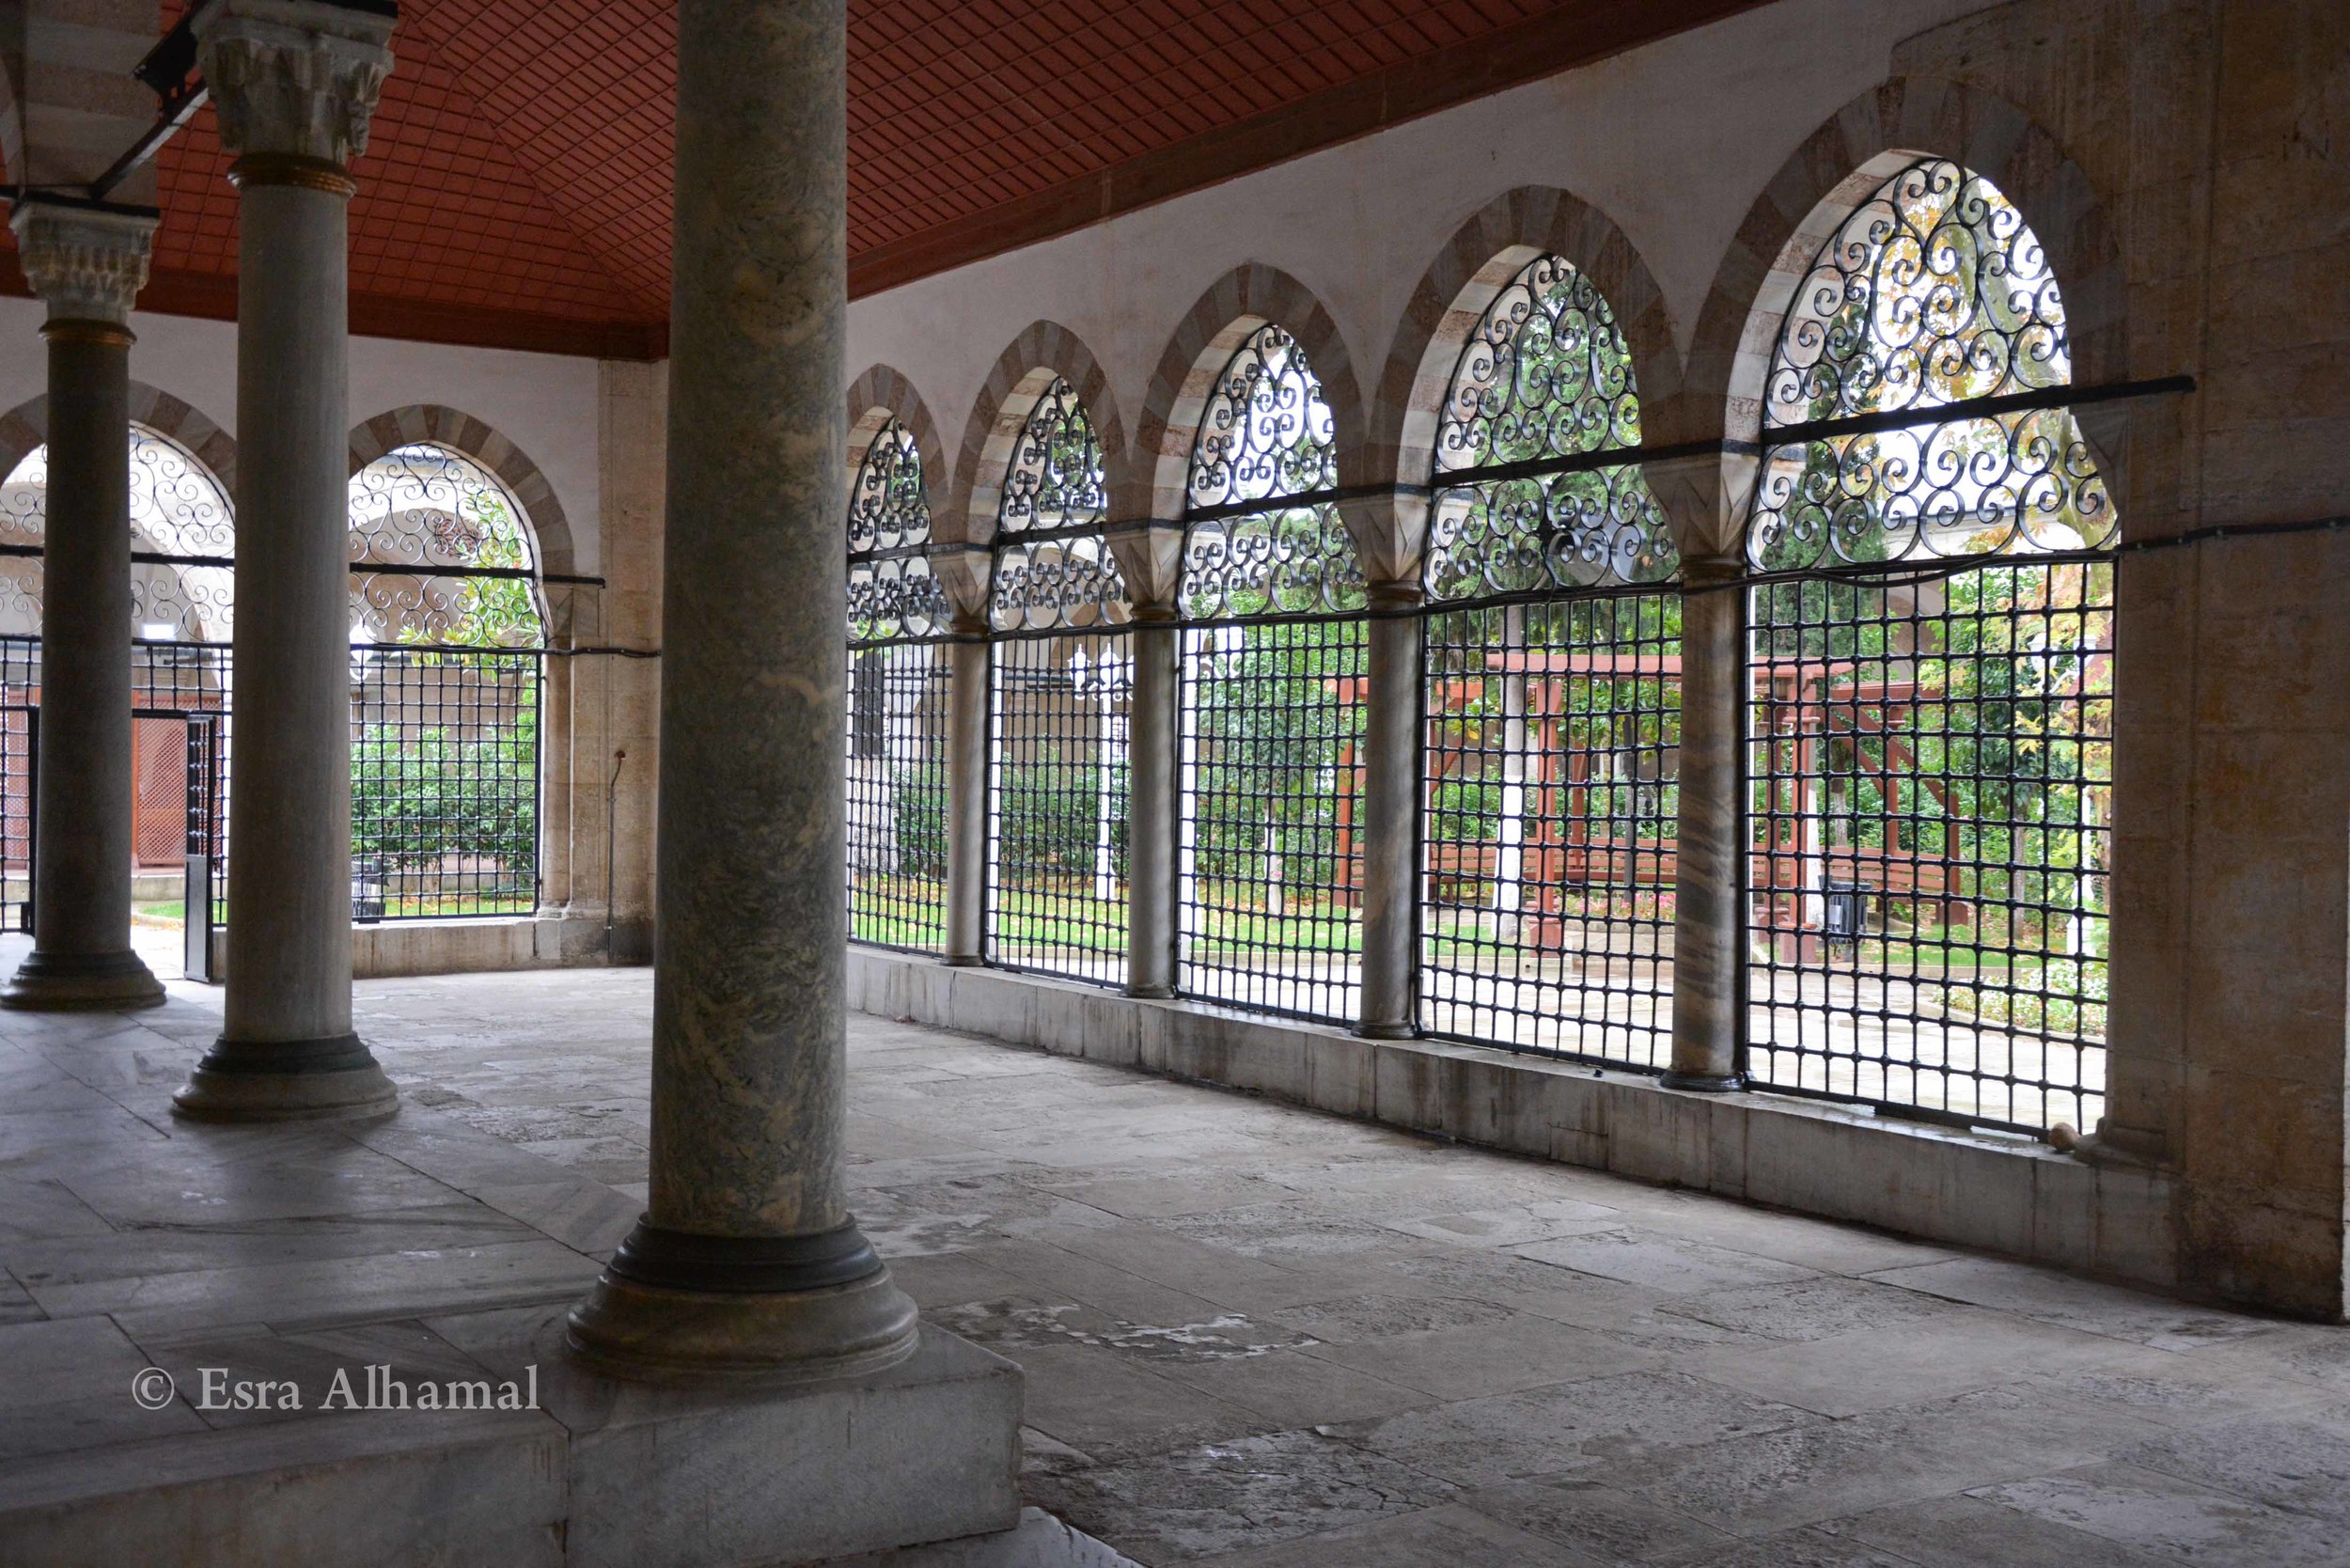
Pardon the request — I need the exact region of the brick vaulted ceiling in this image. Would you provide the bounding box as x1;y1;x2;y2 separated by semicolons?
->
11;0;1768;359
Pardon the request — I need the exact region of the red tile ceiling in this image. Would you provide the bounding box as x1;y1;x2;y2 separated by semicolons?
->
7;1;1767;356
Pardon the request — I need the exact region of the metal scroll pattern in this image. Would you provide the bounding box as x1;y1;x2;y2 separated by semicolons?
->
990;380;1128;632
0;431;238;641
1747;159;2112;572
998;378;1109;535
848;417;950;642
348;445;546;648
1182;323;1364;619
1426;256;1675;599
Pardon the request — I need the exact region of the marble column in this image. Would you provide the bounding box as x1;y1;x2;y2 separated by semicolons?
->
568;0;918;1382
173;1;398;1121
1106;521;1183;998
1664;555;1747;1090
1355;583;1423;1039
1;201;164;1011
943;608;990;967
1125;606;1178;997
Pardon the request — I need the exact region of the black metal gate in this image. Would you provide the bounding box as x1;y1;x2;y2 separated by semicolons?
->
182;713;224;980
0;704;33;935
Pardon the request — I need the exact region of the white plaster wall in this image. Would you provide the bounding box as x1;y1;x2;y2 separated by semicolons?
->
845;0;2002;461
0;296;604;572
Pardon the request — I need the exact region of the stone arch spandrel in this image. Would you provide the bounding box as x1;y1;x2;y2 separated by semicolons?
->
953;321;1125;549
1132;263;1365;524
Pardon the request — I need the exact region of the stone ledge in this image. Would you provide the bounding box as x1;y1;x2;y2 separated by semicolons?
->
0;1317;1023;1568
847;948;2181;1296
193;914;654;981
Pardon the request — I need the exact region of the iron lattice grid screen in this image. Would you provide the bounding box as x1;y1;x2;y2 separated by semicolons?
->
350;646;542;922
1178;618;1367;1024
987;631;1132;985
1745;559;2113;1133
846;640;952;952
1420;594;1681;1068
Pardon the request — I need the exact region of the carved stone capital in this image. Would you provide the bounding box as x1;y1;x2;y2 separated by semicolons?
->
926;544;994;626
8;201;158;325
1104;521;1185;614
1638;448;1743;563
194;0;397;170
1335;488;1430;591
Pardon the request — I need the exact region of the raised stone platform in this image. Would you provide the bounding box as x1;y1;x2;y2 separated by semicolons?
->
0;1319;1021;1568
0;944;1026;1568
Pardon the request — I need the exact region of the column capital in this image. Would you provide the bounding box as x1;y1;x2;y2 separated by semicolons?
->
1104;520;1185;615
194;0;397;172
1335;487;1430;591
1638;447;1745;564
926;543;994;629
8;200;158;326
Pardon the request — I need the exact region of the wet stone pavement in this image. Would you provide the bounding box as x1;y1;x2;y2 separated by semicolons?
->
6;955;2350;1565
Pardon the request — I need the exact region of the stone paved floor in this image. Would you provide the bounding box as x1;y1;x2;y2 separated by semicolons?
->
6;951;2350;1565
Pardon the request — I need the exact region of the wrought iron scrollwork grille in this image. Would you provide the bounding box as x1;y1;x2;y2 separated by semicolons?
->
983;381;1131;981
1180;324;1363;620
1172;324;1369;1021
844;416;952;948
1425;256;1677;599
1411;259;1683;1064
1747;158;2112;572
989;379;1128;635
847;416;951;644
1742;160;2113;1134
1;430;238;642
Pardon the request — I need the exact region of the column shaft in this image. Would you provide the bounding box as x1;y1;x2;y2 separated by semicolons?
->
1355;596;1421;1038
4;324;162;1009
1125;616;1177;996
943;627;988;965
568;0;916;1383
1665;567;1747;1090
225;181;357;1046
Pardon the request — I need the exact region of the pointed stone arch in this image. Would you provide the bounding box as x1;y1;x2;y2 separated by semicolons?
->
952;321;1125;549
1374;187;1683;492
1683;75;2128;551
348;404;575;580
1133;263;1364;524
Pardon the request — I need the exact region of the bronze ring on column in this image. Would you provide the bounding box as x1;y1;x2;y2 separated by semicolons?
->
39;319;135;348
227;152;360;198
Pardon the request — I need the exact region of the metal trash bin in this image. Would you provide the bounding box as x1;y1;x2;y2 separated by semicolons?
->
1823;878;1872;940
352;855;387;922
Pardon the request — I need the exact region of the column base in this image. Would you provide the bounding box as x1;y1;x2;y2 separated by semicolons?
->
1353;1022;1418;1041
1661;1069;1747;1093
566;1218;919;1387
171;1032;400;1121
940;954;984;968
1126;983;1174;999
0;948;165;1011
